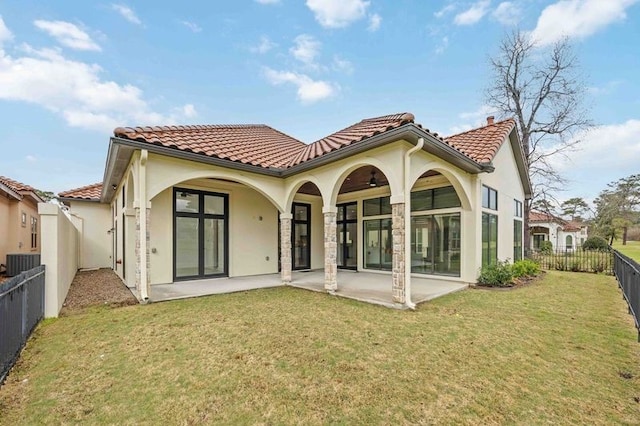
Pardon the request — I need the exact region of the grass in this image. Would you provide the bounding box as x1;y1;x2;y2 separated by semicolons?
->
613;240;640;263
1;272;639;424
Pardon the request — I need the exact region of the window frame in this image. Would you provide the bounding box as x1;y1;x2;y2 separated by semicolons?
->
482;185;498;210
30;216;38;249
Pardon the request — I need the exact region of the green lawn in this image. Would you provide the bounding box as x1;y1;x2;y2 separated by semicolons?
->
613;240;640;263
1;272;639;424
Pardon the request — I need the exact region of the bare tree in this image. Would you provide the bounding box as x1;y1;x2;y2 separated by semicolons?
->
486;30;591;251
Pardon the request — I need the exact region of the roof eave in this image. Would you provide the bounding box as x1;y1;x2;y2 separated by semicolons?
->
507;128;533;199
58;197;101;203
0;182;22;201
283;124;489;177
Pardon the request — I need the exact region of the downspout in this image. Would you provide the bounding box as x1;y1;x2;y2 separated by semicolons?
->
139;150;150;302
404;137;424;309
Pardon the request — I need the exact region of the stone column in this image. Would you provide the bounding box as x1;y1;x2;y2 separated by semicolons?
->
323;207;337;293
280;213;292;285
391;202;406;304
134;206;151;301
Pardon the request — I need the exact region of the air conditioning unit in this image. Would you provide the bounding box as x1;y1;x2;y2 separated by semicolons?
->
5;253;41;277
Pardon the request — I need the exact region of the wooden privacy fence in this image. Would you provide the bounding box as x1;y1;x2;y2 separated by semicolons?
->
613;250;640;341
0;265;45;383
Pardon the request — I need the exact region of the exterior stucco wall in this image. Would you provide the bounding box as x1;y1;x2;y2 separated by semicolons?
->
1;195;41;266
0;196;10;265
149;179;280;285
479;138;526;263
39;203;78;317
530;221;587;250
68;201;112;269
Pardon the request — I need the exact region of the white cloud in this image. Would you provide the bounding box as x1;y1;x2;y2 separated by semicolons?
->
434;4;457;18
492;2;522;25
182;104;197;118
529;0;639;46
449;104;497;134
368;13;382;31
25;155;37;163
290;34;321;67
251;35;276;54
0;16;13;44
255;0;280;4
454;0;491;25
551;119;640;172
332;55;354;74
34;20;101;51
111;4;143;26
0;21;193;132
588;80;622;96
181;20;202;33
263;67;338;103
306;0;370;28
435;36;449;54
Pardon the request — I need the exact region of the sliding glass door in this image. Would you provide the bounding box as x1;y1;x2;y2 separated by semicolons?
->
174;188;228;280
364;218;392;270
337;202;357;269
292;203;311;270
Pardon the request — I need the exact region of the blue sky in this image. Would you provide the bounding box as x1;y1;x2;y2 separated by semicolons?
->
0;0;638;207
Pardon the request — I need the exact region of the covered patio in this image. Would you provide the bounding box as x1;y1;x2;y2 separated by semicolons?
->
149;271;467;309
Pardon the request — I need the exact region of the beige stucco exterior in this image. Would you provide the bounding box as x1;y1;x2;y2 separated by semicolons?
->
63;125;529;307
0;190;40;268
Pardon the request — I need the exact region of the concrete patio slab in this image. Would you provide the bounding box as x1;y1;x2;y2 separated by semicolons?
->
150;273;284;302
149;269;468;308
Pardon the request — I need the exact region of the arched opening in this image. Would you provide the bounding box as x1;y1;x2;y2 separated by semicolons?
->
565;235;573;249
409;170;463;278
287;180;323;271
147;176;283;285
335;165;394;272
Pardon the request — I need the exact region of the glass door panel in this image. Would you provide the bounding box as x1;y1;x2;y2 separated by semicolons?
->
204;218;225;275
344;222;357;268
175;216;199;278
364;220;381;269
381;218;392;270
293;223;310;269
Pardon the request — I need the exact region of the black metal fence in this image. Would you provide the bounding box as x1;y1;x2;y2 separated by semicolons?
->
0;265;45;383
528;247;614;275
613;251;640;341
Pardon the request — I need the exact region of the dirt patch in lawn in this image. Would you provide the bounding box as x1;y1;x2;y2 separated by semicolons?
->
60;269;137;315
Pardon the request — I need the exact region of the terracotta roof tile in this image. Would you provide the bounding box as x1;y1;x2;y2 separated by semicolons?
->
286;113;416;167
113;124;306;169
529;211;562;223
58;183;103;200
443;118;516;163
0;176;37;193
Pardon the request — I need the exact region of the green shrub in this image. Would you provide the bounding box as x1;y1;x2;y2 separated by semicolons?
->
539;241;553;254
582;236;609;251
478;261;514;287
512;259;540;278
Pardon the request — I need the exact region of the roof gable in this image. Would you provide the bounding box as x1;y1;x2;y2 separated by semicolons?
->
0;176;44;202
443;119;516;164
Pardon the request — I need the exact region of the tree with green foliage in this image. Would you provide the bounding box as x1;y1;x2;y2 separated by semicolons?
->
35;189;55;202
594;174;640;245
561;197;589;221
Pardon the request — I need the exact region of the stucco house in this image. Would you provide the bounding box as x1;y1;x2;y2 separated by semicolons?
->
58;112;531;308
529;211;588;251
0;176;44;273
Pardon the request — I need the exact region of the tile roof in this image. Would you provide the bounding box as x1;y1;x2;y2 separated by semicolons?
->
109;113;517;173
529;211;559;223
113;124;306;168
563;221;586;232
286;113;416;167
443;118;516;163
58;183;103;200
0;176;37;193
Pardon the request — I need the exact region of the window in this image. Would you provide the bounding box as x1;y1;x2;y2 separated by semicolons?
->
30;216;38;249
21;212;27;227
482;213;498;266
411;186;461;212
482;185;498;210
513;220;523;261
514;200;523;218
411;213;461;276
363;196;392;216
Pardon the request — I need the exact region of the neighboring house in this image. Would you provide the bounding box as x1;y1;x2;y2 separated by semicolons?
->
0;176;44;271
59;113;531;307
529;211;589;251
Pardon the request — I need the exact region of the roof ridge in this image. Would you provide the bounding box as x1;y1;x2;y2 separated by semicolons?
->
114;123;273;135
0;175;37;192
444;117;516;140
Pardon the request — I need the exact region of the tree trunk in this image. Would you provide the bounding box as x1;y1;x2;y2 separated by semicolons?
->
524;200;531;257
623;226;628;245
